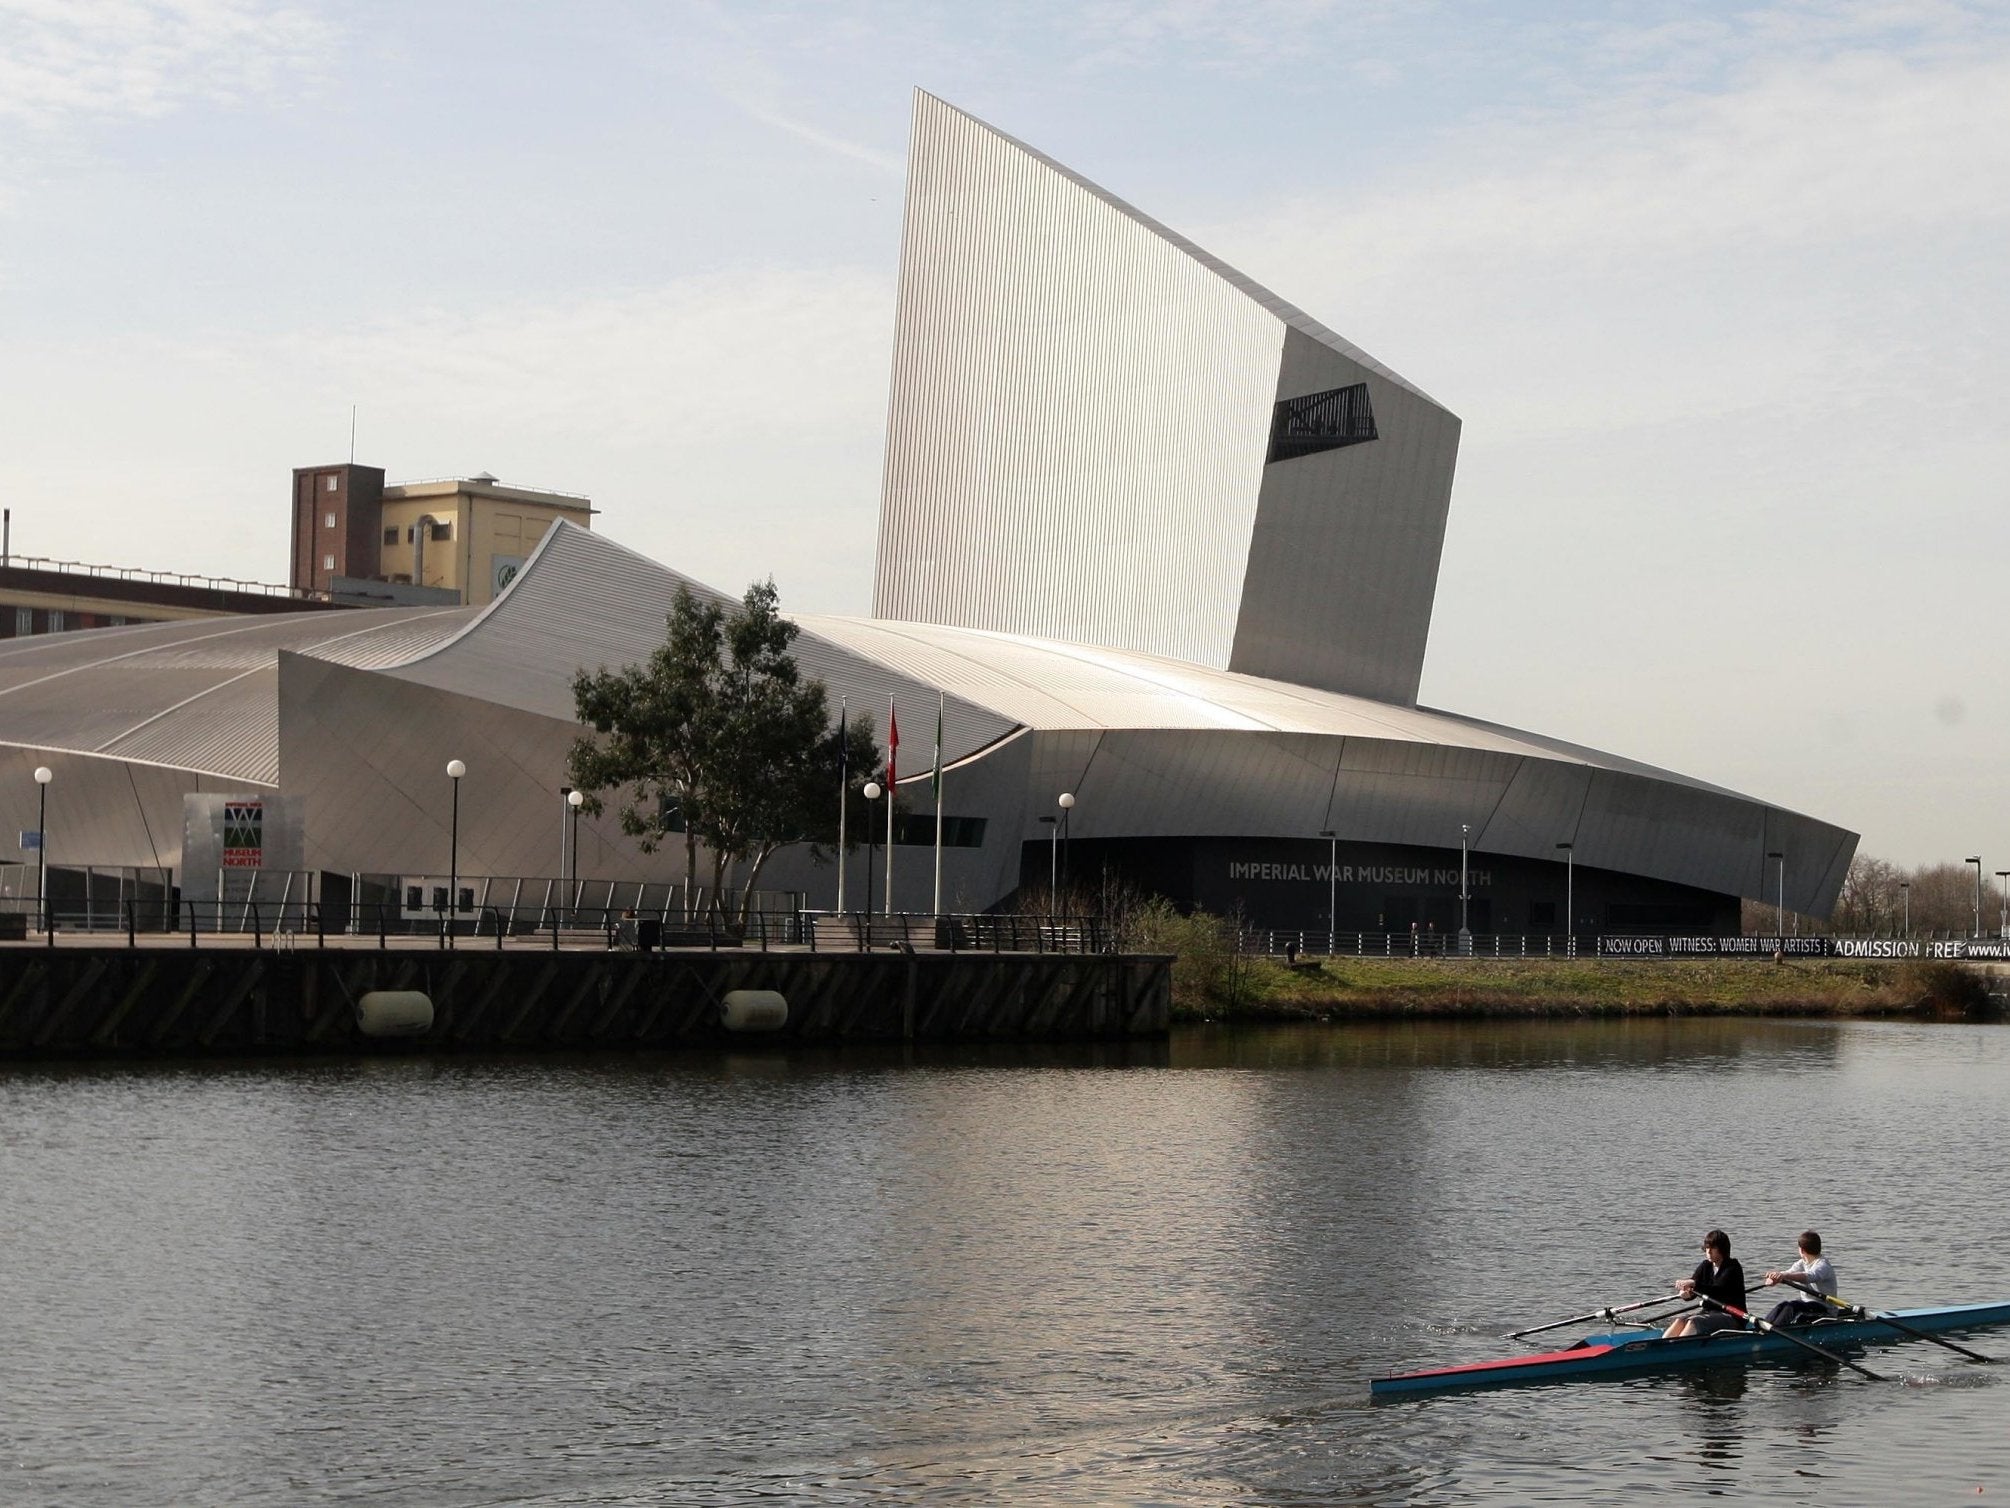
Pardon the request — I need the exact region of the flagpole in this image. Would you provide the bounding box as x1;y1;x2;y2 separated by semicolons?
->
885;697;897;915
835;696;848;914
932;691;945;917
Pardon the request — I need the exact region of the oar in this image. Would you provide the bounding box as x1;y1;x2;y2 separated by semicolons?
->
1510;1293;1687;1341
1695;1295;1885;1381
1774;1277;1997;1365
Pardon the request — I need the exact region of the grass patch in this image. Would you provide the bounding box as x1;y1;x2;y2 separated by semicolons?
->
1173;955;1994;1022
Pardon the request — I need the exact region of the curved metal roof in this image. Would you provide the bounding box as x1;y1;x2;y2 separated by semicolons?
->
0;606;473;781
0;522;1849;909
791;612;1744;800
0;521;1770;805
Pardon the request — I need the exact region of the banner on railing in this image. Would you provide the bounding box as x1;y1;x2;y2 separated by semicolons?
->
1598;936;2009;960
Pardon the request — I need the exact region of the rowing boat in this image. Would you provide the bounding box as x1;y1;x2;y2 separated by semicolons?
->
1371;1301;2010;1398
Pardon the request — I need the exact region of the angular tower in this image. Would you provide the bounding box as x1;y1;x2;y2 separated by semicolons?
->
872;91;1461;706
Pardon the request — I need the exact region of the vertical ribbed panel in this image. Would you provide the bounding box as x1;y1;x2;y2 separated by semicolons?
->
1231;329;1461;704
873;92;1285;669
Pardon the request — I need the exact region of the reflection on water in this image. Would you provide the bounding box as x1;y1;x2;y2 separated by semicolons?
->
1172;1015;1849;1071
2;1020;2006;1505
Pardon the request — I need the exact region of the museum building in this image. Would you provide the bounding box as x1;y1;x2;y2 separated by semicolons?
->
0;92;1856;935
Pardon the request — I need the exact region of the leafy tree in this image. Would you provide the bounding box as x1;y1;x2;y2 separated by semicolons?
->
568;580;881;925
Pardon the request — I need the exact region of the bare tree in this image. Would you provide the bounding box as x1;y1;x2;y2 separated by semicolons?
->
1831;853;1901;935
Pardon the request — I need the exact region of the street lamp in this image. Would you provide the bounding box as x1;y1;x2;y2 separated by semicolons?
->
1767;850;1784;935
1319;829;1337;954
568;788;585;916
1040;814;1059;899
558;786;572;882
446;759;466;947
861;782;881;920
1057;792;1075;897
1899;880;1911;938
1556;842;1573;956
1968;856;1983;938
33;765;52;936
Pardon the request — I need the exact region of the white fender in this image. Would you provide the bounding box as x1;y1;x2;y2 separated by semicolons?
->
357;990;434;1038
720;990;788;1032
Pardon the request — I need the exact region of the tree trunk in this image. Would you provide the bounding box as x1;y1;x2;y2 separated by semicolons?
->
708;848;729;924
737;842;781;930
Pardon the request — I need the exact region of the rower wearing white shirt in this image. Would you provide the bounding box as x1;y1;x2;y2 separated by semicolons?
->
1764;1230;1838;1325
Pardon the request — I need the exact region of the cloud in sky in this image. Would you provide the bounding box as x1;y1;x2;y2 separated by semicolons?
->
3;0;2008;865
0;0;332;129
2;264;896;611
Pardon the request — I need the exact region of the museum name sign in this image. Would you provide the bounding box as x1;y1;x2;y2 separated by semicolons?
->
1227;863;1491;887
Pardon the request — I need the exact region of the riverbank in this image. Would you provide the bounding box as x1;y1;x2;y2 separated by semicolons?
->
0;945;1170;1058
1183;956;1999;1022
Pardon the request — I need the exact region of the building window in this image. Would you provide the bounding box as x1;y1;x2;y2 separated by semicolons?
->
324;475;339;492
48;610;65;633
1267;382;1377;463
323;554;335;571
109;616;127;627
431;520;452;541
893;814;987;847
325;512;337;529
383;527;398;545
15;608;31;636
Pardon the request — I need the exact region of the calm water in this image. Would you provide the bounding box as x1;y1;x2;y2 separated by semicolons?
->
3;1019;2007;1506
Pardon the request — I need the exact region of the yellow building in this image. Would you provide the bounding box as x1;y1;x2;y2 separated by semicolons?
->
291;465;595;607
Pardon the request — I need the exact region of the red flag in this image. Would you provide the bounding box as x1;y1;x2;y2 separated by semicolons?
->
887;700;899;789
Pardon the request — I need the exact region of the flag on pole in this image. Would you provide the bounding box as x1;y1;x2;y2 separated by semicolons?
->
930;697;943;800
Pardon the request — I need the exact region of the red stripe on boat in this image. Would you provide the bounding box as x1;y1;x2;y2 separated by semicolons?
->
1391;1343;1618;1380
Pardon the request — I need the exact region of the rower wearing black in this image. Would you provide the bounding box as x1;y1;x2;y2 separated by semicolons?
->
1665;1229;1748;1339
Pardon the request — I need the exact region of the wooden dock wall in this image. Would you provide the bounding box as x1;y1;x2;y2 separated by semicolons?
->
0;948;1172;1059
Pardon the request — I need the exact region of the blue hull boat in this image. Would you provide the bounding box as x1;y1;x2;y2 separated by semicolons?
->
1371;1301;2010;1397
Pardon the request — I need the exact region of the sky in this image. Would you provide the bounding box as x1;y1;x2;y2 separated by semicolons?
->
2;0;2007;869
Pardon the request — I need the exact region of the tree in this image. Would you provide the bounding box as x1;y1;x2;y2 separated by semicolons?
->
568;580;881;926
1831;853;1900;936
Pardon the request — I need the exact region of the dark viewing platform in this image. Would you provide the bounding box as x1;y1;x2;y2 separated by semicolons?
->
0;929;1171;1059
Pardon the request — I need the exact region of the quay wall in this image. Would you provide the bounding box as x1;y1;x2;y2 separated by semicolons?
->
0;946;1171;1059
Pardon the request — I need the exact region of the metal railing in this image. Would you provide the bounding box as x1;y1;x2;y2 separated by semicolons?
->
0;899;1111;955
1238;929;1585;959
801;912;1107;955
3;553;306;598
